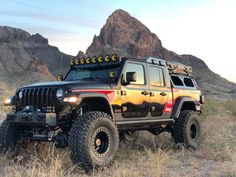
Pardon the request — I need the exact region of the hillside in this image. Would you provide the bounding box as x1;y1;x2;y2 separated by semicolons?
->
87;10;236;98
0;26;72;86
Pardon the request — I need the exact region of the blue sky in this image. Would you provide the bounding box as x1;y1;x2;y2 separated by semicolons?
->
0;0;236;82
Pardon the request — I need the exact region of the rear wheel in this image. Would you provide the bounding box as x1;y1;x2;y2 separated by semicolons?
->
0;119;19;154
68;111;119;171
173;110;201;149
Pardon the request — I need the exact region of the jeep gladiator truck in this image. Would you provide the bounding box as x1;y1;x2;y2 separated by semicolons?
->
1;54;204;170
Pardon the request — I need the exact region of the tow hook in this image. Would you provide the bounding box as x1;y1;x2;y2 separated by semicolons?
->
53;132;68;148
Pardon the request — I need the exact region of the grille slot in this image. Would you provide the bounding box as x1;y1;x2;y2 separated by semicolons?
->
19;87;57;108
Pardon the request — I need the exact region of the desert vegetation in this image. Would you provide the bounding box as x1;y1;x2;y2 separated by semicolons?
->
0;98;235;177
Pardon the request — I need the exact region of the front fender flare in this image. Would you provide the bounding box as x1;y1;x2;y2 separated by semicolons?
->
78;92;115;119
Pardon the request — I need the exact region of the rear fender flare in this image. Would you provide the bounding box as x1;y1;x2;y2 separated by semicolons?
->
171;97;196;119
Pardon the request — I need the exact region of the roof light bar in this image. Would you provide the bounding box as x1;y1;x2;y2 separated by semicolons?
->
69;54;119;67
70;54;119;67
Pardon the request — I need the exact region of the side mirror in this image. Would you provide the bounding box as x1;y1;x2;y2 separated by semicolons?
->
57;75;64;81
126;72;137;84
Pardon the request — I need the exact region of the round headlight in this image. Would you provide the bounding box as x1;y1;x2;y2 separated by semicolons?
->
19;90;23;100
56;89;64;99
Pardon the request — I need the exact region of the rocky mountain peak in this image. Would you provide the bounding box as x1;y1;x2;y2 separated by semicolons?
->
30;33;48;44
0;26;48;44
0;26;30;42
87;9;162;57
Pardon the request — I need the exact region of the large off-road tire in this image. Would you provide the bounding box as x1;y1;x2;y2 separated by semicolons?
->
173;110;201;149
68;111;119;171
0;119;18;153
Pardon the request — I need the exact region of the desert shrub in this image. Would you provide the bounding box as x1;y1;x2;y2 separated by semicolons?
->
201;98;236;117
201;98;224;117
224;99;236;117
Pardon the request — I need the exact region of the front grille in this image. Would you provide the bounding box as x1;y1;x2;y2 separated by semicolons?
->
19;87;58;108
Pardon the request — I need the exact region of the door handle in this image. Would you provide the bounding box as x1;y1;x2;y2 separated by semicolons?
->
160;92;167;96
141;91;149;96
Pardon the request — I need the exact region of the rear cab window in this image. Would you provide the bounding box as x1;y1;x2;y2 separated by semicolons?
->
183;77;194;87
171;76;184;86
171;75;197;89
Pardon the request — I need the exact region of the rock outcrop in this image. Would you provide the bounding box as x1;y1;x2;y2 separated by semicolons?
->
0;26;72;85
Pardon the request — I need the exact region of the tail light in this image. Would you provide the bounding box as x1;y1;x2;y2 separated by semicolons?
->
200;95;205;104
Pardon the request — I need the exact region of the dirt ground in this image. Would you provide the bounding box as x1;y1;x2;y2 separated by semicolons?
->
0;102;235;177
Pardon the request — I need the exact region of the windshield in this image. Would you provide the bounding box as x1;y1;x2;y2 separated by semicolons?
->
65;66;122;83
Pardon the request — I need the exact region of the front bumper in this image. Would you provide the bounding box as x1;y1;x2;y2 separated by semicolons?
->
7;111;56;126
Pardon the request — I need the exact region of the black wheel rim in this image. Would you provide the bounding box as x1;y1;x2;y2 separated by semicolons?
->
92;127;111;157
190;122;198;140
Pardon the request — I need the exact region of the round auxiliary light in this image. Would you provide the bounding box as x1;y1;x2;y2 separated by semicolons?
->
98;56;103;63
105;55;111;62
86;57;91;64
111;54;118;61
18;90;23;100
92;56;97;63
109;71;115;79
75;58;80;65
80;58;85;65
57;75;63;81
70;59;75;66
56;89;64;100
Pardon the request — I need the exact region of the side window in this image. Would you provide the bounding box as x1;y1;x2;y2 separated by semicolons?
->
184;77;195;87
149;66;165;87
171;76;184;86
125;63;145;85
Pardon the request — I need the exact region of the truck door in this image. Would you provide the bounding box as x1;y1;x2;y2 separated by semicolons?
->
147;65;172;118
121;62;150;118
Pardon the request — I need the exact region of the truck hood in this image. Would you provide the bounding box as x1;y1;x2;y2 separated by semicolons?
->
19;81;112;90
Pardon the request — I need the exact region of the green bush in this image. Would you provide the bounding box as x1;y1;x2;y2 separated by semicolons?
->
201;98;236;117
224;100;236;117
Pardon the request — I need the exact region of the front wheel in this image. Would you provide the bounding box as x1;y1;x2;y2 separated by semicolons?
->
68;111;119;171
0;119;19;154
173;110;201;149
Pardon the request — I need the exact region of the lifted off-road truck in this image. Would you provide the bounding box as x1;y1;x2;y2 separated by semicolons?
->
1;54;204;170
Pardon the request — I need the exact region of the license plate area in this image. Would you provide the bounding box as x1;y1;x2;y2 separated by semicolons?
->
46;113;56;126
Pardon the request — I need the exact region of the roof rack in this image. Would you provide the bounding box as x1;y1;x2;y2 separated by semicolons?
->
125;57;193;76
167;61;192;76
146;57;166;66
146;57;192;76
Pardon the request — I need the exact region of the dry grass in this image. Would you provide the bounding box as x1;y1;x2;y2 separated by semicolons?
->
0;99;235;177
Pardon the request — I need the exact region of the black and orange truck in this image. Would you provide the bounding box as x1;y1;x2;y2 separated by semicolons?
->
1;54;204;170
